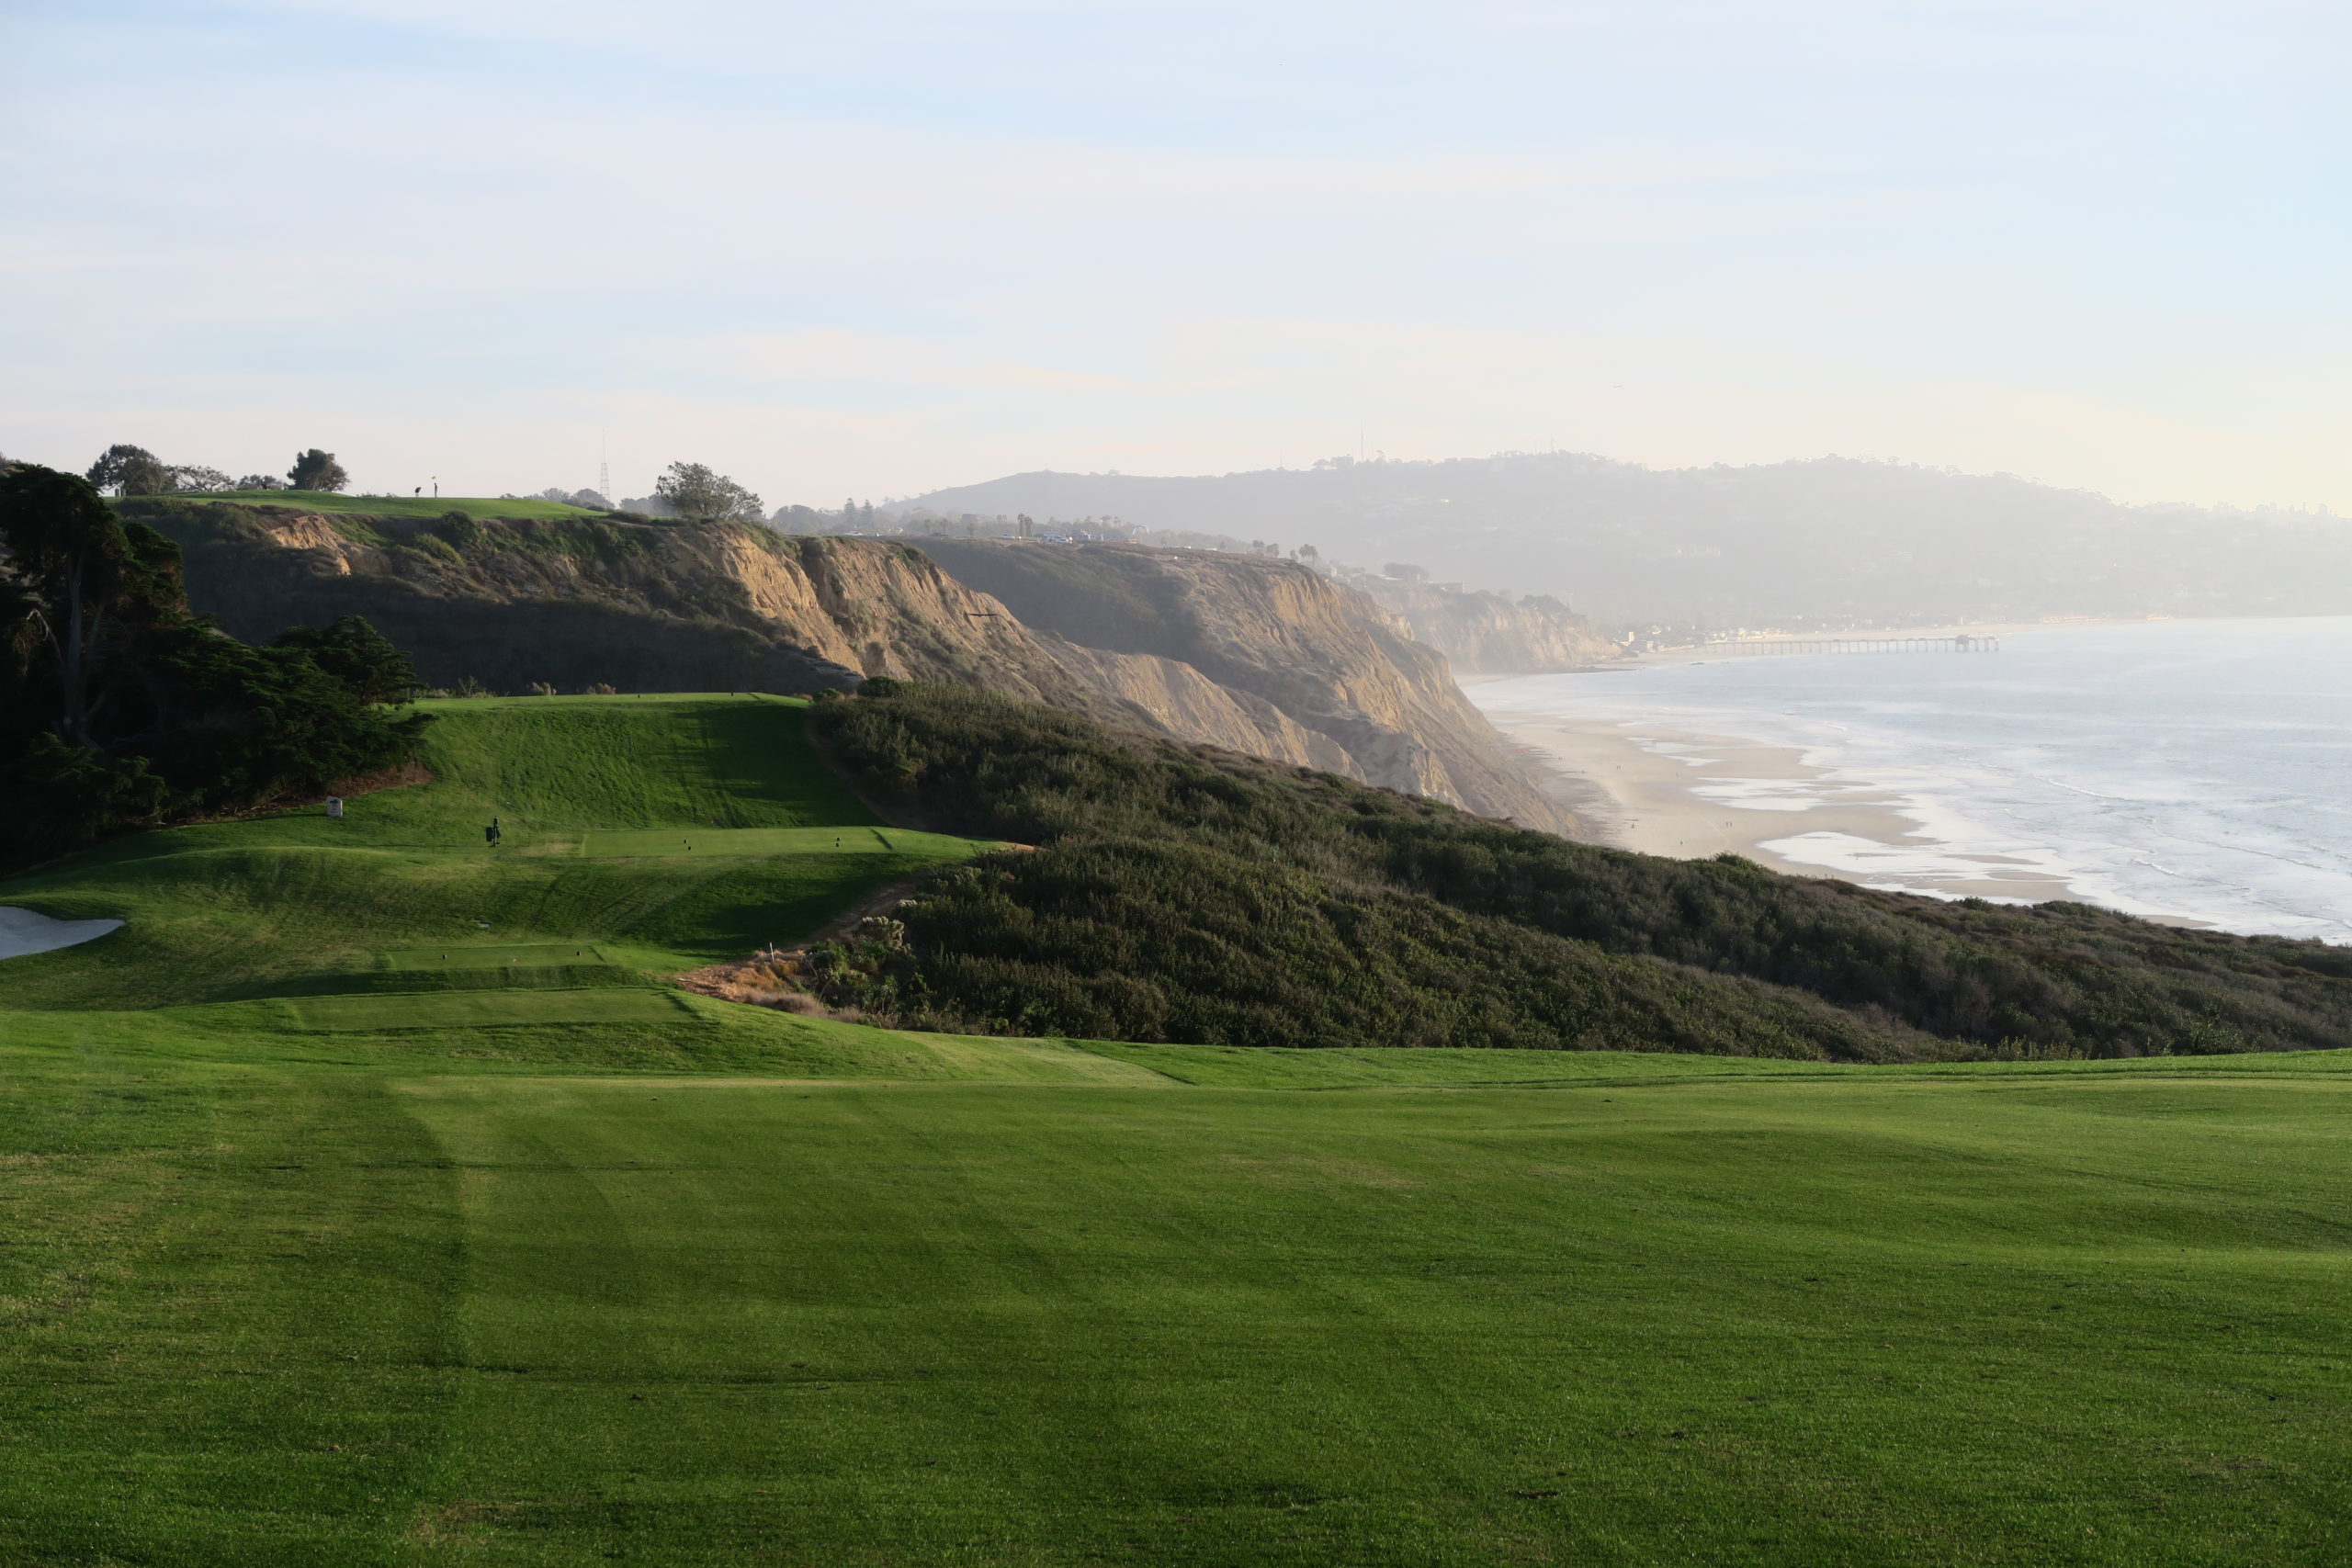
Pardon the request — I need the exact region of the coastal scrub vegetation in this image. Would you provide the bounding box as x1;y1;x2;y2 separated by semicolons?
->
0;464;428;871
807;683;2352;1059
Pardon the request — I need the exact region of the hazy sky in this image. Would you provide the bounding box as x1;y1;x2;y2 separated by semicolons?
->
5;1;2345;508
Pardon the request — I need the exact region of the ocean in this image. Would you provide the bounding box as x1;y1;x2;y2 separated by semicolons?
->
1469;616;2352;943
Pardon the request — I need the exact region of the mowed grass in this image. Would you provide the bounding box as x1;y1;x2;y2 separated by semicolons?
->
1087;1042;1843;1088
3;1035;2350;1567
184;491;606;520
1085;1041;2352;1089
579;826;989;859
0;695;968;1010
383;944;620;970
267;987;701;1031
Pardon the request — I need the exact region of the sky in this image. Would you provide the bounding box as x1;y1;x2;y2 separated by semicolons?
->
3;0;2346;510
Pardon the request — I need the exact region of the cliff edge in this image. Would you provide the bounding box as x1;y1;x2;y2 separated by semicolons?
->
136;502;1087;702
130;502;1566;828
1351;581;1621;672
911;539;1574;830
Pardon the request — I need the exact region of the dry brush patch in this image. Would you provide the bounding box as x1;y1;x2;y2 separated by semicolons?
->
676;873;939;1016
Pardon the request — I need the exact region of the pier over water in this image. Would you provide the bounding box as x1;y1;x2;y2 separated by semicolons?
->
1715;634;2001;656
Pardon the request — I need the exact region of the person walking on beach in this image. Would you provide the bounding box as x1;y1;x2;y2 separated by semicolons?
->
485;817;503;849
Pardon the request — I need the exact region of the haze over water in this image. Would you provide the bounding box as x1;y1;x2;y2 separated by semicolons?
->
1475;617;2352;943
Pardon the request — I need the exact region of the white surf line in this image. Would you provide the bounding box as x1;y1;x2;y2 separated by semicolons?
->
0;907;125;960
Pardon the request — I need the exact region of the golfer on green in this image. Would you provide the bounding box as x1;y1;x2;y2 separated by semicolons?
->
485;817;503;849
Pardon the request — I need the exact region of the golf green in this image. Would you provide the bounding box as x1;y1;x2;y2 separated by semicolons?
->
0;694;976;1009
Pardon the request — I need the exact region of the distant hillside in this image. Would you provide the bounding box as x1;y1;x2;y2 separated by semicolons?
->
1348;577;1619;671
903;453;2352;627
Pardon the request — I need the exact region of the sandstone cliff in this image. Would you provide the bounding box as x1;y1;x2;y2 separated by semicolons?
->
1040;638;1353;773
1351;580;1621;672
911;539;1574;831
130;502;1572;832
140;502;1092;702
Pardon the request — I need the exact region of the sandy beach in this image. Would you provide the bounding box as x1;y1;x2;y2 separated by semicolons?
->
1478;705;2081;905
1457;620;2199;906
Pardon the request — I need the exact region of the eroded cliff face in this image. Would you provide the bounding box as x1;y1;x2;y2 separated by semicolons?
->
911;539;1575;831
1041;639;1352;773
144;503;1092;703
1352;581;1621;672
131;503;1572;830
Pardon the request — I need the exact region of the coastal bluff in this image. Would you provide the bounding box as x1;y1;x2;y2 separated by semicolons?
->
1352;578;1621;673
129;502;1570;832
913;538;1573;832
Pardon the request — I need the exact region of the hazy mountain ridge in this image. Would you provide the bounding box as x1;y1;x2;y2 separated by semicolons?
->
903;453;2352;626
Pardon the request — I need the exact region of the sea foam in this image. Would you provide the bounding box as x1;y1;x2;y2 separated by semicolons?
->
1471;616;2352;943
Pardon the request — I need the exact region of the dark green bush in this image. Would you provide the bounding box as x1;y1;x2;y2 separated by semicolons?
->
1;467;429;870
807;684;2352;1059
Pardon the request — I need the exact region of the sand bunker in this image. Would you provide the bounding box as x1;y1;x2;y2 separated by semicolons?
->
0;907;125;960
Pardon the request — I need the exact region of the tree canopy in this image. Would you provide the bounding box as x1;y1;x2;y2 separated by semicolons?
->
653;461;763;525
0;465;425;870
287;449;351;492
85;443;175;497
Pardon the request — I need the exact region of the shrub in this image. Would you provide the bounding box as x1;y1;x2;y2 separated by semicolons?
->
805;684;2352;1060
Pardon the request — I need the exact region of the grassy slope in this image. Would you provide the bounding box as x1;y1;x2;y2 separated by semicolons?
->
0;695;991;1010
8;694;2352;1564
178;491;605;520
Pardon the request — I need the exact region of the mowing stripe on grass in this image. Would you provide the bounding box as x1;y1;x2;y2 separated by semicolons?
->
576;826;989;858
884;1032;1182;1085
378;1071;2352;1566
271;988;697;1032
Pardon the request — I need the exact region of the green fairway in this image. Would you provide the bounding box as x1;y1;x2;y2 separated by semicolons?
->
1085;1040;2352;1089
178;491;606;520
270;987;701;1031
3;1037;2350;1566
383;944;620;970
1087;1042;1846;1088
579;825;990;859
0;695;960;1009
